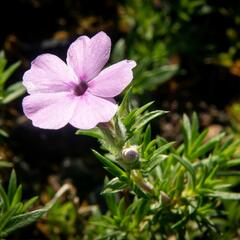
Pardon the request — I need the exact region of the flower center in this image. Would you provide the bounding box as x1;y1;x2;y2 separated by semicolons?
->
74;81;88;96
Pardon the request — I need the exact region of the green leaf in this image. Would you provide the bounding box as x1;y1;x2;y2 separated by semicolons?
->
142;124;151;154
191;133;225;159
117;198;125;220
0;160;12;168
0;61;20;85
0;184;9;211
111;38;126;63
114;115;127;141
22;196;39;212
2;82;26;104
173;154;196;187
0;129;9;138
209;191;240;200
191;112;199;140
0;208;47;237
132;110;167;131
190;128;208;155
124;101;154;128
135;199;149;225
102;178;128;194
151;142;175;159
134;64;178;92
0;51;7;74
10;185;22;207
75;127;103;139
224;158;240;167
143;155;168;173
92;150;127;179
142;142;174;172
182;114;192;153
134;102;155;117
105;193;117;215
8;170;17;203
118;86;133;119
0;203;21;233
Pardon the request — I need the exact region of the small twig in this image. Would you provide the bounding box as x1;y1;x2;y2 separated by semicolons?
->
45;183;72;210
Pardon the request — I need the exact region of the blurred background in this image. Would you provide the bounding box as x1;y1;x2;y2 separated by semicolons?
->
1;0;240;238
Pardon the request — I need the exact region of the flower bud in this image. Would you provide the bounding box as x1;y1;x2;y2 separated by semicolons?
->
121;145;140;169
122;146;139;161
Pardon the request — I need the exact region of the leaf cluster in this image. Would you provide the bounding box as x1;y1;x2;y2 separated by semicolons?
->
0;51;25;105
0;170;46;239
79;92;240;239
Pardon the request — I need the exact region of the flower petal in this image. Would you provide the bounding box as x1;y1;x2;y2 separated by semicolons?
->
23;92;76;129
88;60;136;97
23;54;78;94
66;31;111;81
69;92;117;129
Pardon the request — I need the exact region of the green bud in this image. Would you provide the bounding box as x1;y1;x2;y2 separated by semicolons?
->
122;146;139;161
121;145;140;169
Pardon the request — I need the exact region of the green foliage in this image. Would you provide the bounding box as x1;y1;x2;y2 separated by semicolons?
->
0;170;46;239
41;199;80;239
0;51;25;105
0;52;46;238
0;51;25;143
114;0;240;94
78;91;240;239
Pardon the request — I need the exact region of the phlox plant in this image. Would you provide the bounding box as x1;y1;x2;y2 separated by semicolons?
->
2;31;240;239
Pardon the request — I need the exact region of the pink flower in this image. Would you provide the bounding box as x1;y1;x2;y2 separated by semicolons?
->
22;32;136;130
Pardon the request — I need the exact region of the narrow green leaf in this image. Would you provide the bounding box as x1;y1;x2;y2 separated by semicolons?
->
224;158;240;167
124;101;155;128
105;193;117;215
92;150;127;178
0;160;12;168
143;155;168;173
221;139;240;157
0;129;9;138
191;112;199;140
209;191;240;200
10;185;22;207
171;216;187;229
0;208;47;237
118;86;133;118
111;38;126;63
173;154;196;186
134;101;155;117
0;61;20;85
0;51;7;73
144;139;157;159
102;178;128;195
135;199;149;225
190;128;208;155
0;203;21;233
142;125;151;154
75;128;103;139
22;196;39;212
2;82;26;104
125;198;141;216
0;184;9;210
114;115;127;141
182;114;192;153
151;142;175;160
132;110;167;131
191;133;225;159
8;170;17;203
117;198;125;219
